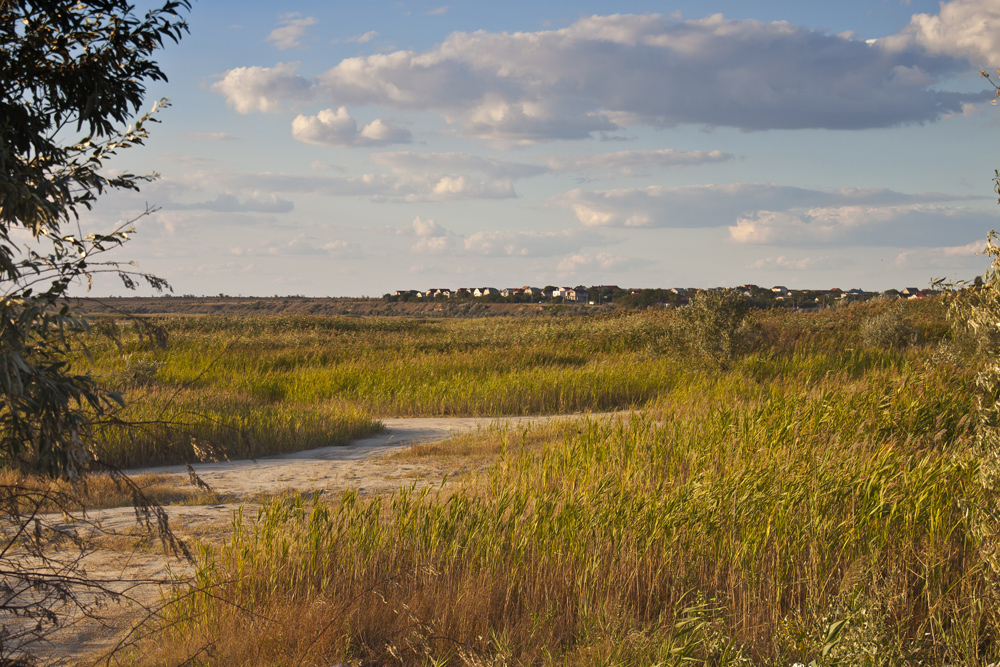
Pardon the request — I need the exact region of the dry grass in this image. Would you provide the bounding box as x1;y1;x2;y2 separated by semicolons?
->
71;298;995;666
0;469;227;513
137;342;987;665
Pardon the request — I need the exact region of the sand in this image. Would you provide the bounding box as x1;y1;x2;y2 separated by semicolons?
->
20;414;585;665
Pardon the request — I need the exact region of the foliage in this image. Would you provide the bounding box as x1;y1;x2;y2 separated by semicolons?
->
0;0;188;478
147;345;983;665
858;300;914;350
0;0;190;658
676;290;757;368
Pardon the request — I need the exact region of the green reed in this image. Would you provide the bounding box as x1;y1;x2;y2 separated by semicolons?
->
131;300;998;666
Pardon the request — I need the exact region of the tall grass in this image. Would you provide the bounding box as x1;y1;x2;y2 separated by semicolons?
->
122;299;997;666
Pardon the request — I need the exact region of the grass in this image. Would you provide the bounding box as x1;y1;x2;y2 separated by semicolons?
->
83;297;1000;666
75;298;950;470
0;469;228;512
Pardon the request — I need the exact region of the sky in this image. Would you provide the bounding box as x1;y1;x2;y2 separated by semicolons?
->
79;0;1000;296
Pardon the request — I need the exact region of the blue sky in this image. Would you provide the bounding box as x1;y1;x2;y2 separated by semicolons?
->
83;0;1000;296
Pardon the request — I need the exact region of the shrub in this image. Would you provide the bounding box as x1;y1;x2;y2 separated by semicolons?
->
676;290;757;368
859;301;914;349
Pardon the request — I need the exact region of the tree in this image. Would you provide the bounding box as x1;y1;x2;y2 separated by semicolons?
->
0;0;190;657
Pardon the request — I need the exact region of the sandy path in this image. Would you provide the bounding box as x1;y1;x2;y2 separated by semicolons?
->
28;414;590;665
137;414;548;501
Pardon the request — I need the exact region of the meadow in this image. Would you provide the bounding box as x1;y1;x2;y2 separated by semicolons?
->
76;297;1000;665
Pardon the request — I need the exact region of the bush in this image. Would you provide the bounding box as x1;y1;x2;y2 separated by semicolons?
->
676;290;757;369
859;301;915;349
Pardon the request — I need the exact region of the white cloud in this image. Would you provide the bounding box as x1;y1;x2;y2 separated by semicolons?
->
729;203;994;246
891;0;1000;67
404;217;460;254
554;183;984;230
545;149;733;176
371;151;546;201
345;31;378;44
426;6;449;16
412;235;458;255
411;216;446;237
291;107;412;147
207;11;984;141
268;14;317;50
211;63;313;114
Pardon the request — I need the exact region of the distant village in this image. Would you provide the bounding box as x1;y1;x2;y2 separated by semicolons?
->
385;285;940;308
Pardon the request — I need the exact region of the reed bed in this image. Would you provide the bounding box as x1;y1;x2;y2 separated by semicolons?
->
111;299;999;666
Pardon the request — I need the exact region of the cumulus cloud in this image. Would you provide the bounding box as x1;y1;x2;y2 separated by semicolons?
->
291;107;412;146
412;235;459;255
554;183;983;229
166;192;294;214
410;216;447;237
545;149;733;176
212;62;313;114
891;0;1000;66
268;14;317;50
403;217;460;254
729;203;994;246
371;151;546;201
213;8;989;141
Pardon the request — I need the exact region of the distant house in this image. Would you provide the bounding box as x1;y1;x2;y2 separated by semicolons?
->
564;288;589;302
425;288;450;298
771;286;790;295
474;287;499;297
901;287;922;297
500;288;525;297
522;286;546;297
453;288;472;298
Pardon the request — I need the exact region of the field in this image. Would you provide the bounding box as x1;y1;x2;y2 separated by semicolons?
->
63;297;1000;665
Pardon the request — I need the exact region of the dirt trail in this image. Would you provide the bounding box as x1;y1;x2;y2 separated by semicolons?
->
136;415;545;497
30;414;595;665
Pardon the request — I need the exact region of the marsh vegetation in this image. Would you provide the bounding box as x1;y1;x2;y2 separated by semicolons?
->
47;296;1000;665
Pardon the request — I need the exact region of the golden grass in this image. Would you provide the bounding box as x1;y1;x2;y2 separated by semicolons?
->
61;298;995;665
131;312;991;665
